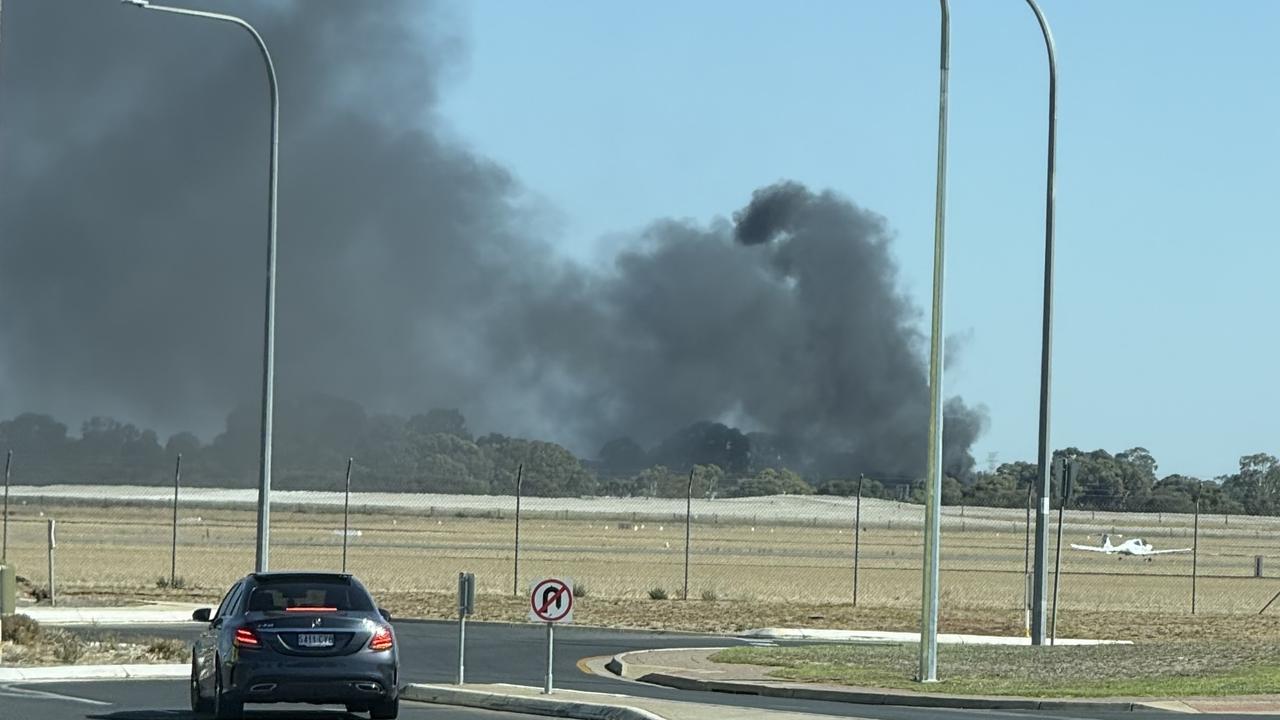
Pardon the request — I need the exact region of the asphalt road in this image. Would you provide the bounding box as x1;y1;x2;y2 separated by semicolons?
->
4;620;1268;720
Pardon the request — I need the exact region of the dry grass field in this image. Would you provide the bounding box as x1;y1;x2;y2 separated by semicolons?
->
5;488;1280;637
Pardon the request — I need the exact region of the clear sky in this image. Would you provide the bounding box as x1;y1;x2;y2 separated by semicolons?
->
426;0;1278;480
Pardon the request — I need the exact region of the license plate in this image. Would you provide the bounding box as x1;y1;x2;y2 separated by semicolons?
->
298;633;334;648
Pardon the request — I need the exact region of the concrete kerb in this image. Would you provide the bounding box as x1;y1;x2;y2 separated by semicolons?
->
0;663;187;683
403;683;667;720
605;648;1171;713
17;606;204;626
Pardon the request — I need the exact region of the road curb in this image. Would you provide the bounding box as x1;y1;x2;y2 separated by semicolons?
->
605;650;1169;713
635;671;1168;711
0;663;187;683
403;683;667;720
17;608;203;626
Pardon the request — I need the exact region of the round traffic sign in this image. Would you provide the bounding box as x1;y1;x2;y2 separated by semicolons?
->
529;578;573;622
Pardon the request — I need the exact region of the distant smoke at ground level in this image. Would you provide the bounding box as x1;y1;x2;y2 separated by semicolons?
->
0;1;985;481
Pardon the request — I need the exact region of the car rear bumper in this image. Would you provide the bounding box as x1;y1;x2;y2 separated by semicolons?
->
230;661;397;705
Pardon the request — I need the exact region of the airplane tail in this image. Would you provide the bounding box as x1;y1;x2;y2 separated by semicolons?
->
1101;534;1113;551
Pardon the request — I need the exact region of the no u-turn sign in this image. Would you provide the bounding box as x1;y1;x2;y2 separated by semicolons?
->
529;577;574;623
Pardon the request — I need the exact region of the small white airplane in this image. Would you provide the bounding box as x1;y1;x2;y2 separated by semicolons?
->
1070;534;1192;560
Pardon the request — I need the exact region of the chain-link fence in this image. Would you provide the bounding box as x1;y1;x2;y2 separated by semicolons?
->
5;477;1280;629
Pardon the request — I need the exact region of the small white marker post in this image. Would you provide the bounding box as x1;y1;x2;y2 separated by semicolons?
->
529;576;573;695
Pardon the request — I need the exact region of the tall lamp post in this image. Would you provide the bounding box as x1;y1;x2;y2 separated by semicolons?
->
122;0;280;573
918;0;950;684
1024;0;1058;647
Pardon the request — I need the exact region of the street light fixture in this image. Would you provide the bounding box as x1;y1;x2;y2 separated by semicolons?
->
122;0;280;572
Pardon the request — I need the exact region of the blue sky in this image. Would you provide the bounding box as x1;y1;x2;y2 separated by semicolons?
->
428;1;1278;480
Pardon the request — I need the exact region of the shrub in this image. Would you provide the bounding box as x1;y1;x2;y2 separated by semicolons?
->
648;587;669;600
573;582;588;598
700;589;719;602
1;614;41;644
146;637;190;661
50;630;87;663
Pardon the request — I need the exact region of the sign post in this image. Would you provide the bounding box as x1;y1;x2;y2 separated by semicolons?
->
528;576;573;694
456;572;475;684
47;519;56;607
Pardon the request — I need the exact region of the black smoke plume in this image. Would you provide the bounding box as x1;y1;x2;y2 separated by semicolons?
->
0;1;984;481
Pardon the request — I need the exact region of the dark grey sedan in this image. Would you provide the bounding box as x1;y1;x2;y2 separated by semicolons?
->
190;571;400;719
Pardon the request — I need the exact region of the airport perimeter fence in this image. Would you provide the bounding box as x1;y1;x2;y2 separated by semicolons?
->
4;475;1280;623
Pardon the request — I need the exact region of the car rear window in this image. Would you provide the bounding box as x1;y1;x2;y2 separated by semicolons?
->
246;580;374;613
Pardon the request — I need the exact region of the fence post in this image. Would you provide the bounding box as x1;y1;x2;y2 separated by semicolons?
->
342;457;353;573
2;450;11;563
170;454;182;587
683;468;694;600
1023;483;1032;634
1050;458;1073;645
513;464;523;596
853;474;864;606
1191;493;1200;614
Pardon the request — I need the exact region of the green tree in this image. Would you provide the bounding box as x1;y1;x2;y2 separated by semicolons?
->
407;409;472;441
1222;453;1280;515
479;435;595;497
730;468;813;497
407;432;493;494
597;436;648;478
817;476;888;499
964;471;1023;508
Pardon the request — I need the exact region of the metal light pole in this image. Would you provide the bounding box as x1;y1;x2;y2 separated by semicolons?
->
122;0;280;573
1024;0;1059;647
918;0;950;684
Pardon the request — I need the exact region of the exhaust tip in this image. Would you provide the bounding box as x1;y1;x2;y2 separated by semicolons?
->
248;683;277;693
353;682;382;693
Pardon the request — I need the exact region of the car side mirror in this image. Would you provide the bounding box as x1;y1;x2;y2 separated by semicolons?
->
192;608;212;623
378;607;392;622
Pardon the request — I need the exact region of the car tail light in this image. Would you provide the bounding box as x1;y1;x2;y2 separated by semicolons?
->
369;625;393;651
234;628;261;648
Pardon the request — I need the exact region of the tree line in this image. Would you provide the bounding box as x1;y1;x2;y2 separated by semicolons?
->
0;396;1276;514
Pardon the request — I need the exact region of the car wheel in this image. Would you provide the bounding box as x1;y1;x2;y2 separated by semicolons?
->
369;697;399;720
190;652;213;716
212;657;244;720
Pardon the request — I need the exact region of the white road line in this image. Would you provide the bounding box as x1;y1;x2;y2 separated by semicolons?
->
0;684;112;706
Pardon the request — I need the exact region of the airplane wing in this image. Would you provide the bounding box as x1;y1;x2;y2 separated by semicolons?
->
1070;544;1110;552
1147;548;1192;554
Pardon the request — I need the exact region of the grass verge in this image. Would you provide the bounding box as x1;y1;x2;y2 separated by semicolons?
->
710;642;1280;698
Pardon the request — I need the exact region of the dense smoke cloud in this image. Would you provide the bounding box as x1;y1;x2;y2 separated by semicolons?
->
0;1;984;480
